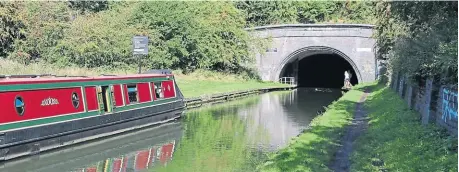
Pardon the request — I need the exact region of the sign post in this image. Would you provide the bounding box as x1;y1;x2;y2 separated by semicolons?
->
132;36;149;74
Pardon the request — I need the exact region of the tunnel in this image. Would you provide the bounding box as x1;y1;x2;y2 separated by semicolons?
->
280;53;359;88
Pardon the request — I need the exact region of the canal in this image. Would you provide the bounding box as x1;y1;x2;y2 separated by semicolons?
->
0;88;342;172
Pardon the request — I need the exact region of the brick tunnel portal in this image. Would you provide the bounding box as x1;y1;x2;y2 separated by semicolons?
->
280;53;359;88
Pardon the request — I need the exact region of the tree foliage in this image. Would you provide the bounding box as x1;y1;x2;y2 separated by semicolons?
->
132;1;254;73
49;2;140;69
67;1;109;14
236;1;375;27
10;2;71;64
1;1;376;76
296;1;375;24
236;1;298;27
0;2;25;58
375;1;458;86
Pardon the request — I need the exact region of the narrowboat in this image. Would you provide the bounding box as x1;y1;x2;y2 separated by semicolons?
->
0;70;185;161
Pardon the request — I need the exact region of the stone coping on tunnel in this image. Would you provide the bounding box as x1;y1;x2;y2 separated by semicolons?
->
244;24;375;31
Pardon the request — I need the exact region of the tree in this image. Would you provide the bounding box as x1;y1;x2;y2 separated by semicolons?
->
235;1;298;27
374;1;458;85
6;1;70;64
0;2;25;58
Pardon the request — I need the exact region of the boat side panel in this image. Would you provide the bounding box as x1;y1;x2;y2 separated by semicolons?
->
85;87;99;111
0;97;180;132
0;87;84;124
0;76;180;132
137;83;152;103
161;80;176;98
113;84;124;107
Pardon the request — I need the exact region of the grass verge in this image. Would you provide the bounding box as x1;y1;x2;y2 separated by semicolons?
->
350;83;458;171
0;59;287;98
176;78;285;98
257;84;370;172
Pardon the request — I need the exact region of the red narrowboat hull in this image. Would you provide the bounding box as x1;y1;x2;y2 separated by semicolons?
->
0;70;185;161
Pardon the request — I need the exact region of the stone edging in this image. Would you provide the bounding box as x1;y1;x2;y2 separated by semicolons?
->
184;86;296;109
244;24;375;31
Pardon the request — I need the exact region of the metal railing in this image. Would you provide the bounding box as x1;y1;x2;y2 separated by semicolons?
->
279;77;295;85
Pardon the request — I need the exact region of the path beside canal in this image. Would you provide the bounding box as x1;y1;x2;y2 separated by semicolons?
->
329;89;370;172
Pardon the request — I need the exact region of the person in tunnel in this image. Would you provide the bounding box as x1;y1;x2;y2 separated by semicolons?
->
343;70;353;89
295;53;359;88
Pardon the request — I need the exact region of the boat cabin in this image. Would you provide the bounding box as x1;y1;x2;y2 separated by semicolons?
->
0;74;178;132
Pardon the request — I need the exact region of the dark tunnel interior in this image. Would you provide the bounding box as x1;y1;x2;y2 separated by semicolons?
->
281;54;359;88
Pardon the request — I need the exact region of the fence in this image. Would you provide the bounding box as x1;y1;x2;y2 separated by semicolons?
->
390;73;458;136
279;77;296;85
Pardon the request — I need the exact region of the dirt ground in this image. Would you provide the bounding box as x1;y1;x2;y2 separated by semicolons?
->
329;90;370;172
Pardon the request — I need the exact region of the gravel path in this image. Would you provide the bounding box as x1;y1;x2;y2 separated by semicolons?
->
330;90;370;172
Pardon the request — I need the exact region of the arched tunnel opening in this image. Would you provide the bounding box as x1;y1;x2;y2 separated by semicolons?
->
280;53;359;88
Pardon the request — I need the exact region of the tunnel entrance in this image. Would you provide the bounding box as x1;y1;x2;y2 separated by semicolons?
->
281;53;358;88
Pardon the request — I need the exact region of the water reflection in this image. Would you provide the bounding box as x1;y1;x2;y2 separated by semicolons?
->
0;122;183;172
73;141;175;172
1;89;341;172
156;88;341;171
240;88;342;151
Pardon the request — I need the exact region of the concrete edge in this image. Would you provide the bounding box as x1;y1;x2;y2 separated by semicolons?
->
184;86;297;109
244;24;375;31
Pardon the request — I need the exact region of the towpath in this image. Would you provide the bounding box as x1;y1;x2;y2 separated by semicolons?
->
329;89;371;172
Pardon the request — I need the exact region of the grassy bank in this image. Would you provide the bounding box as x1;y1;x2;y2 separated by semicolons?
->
258;84;370;172
174;70;286;98
0;59;287;98
350;84;458;171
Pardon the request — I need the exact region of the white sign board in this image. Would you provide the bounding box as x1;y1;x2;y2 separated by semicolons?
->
356;48;372;52
133;36;149;55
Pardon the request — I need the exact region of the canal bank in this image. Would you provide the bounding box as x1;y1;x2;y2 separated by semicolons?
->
258;83;458;172
350;84;458;171
184;86;296;109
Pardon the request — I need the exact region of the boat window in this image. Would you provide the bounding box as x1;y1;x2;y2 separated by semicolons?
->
15;96;25;116
153;82;164;99
71;92;79;109
127;84;138;103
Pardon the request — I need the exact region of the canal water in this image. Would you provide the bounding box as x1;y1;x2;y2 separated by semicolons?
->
0;88;342;172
